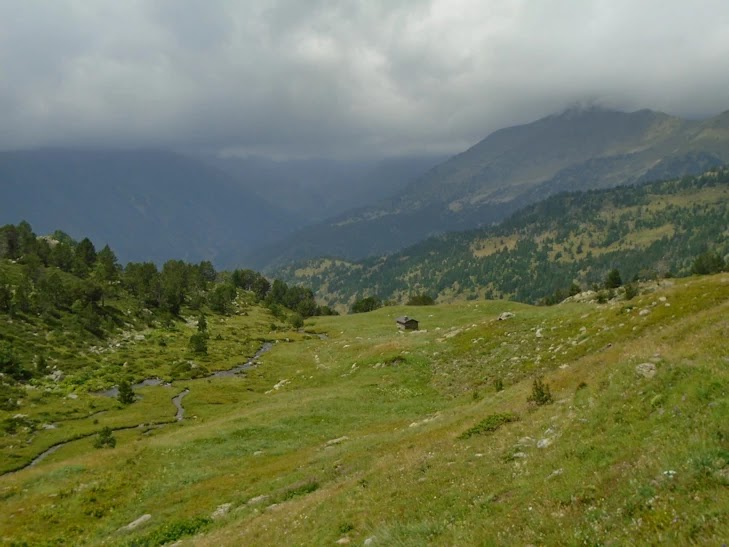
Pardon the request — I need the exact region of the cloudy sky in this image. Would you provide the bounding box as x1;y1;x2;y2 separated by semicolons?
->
2;0;729;158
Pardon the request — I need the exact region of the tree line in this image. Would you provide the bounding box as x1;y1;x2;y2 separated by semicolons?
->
0;221;332;336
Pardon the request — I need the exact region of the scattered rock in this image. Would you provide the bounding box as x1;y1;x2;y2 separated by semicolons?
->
336;538;351;545
48;370;64;382
535;328;543;338
512;452;528;459
246;495;270;506
120;514;151;531
66;393;78;400
325;436;350;447
409;414;440;428
516;436;534;447
547;468;564;480
363;537;376;546
211;503;232;520
537;438;553;449
639;309;651;316
265;379;290;394
635;362;657;379
498;312;515;321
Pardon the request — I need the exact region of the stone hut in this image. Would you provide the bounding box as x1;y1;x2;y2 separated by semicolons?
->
396;316;419;330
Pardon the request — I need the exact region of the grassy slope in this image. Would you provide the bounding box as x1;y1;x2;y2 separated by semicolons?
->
0;274;727;545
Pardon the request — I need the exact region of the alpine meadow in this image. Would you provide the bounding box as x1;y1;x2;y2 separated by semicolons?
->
3;2;729;545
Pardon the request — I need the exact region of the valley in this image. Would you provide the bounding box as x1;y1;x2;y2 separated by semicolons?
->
1;271;728;545
4;4;729;545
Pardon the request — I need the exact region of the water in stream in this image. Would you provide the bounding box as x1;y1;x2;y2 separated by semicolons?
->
6;342;275;475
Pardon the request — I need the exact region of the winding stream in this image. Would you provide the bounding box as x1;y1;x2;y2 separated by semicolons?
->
3;342;274;476
172;389;189;421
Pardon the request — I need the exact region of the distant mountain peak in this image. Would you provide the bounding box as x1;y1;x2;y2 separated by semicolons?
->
553;102;616;118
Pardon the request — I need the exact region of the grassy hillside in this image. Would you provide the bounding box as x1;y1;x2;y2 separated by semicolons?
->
1;274;727;545
278;169;729;309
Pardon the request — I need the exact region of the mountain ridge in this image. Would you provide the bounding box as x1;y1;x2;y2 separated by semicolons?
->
249;107;729;270
0;148;301;266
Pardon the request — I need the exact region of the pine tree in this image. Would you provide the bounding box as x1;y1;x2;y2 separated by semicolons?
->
117;379;135;405
197;313;207;334
604;268;623;289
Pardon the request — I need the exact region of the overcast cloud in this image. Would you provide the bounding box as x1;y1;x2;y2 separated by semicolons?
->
1;0;729;158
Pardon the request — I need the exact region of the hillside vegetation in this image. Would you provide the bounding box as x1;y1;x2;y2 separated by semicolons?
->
1;273;727;545
278;168;729;309
0;221;340;474
249;107;729;268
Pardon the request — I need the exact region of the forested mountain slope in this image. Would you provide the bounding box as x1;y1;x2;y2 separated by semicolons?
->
250;107;729;269
278;169;729;308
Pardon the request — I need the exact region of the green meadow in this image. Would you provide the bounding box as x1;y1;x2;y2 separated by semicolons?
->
1;274;728;545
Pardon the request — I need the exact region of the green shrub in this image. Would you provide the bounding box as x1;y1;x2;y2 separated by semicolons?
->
93;427;116;449
350;296;382;314
197;313;207;333
493;377;504;392
290;312;304;329
117;379;135;405
692;251;726;275
527;377;553;406
605;268;623;289
624;283;639;300
459;412;519;439
188;333;208;354
129;516;212;546
281;480;319;501
406;293;435;306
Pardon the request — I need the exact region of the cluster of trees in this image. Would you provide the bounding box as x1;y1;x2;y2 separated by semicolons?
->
0;222;117;281
124;259;217;314
350;296;382;314
348;292;434;314
691;250;727;275
0;221;330;339
0;221;338;399
540;248;728;306
264;279;337;327
406;293;435;306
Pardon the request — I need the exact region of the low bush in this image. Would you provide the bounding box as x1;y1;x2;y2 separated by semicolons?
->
459;412;519;439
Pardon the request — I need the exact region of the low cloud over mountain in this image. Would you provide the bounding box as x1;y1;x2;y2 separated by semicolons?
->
2;1;729;158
